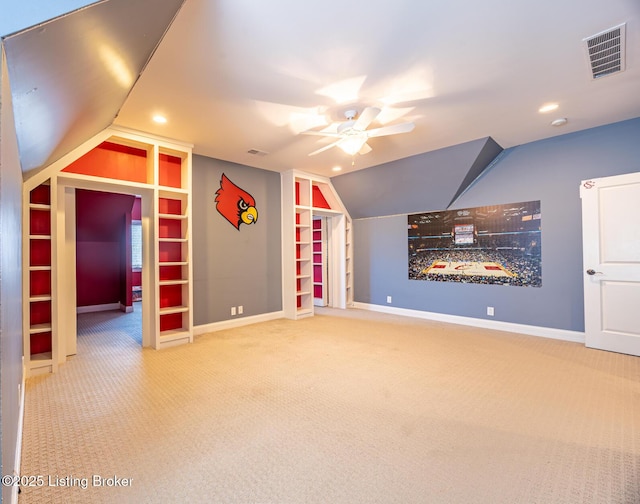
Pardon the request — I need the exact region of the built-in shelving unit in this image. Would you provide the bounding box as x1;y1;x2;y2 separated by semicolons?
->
313;217;325;305
282;170;353;319
294;177;313;317
345;217;353;306
24;182;56;375
23;128;194;374
157;152;193;348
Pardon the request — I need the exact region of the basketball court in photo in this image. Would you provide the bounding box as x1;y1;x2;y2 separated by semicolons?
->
424;261;514;277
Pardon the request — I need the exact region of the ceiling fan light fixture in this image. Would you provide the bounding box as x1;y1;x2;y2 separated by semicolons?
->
338;135;368;156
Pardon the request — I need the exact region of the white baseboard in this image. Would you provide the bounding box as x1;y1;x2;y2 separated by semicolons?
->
76;303;120;314
194;311;284;336
120;303;133;313
353;302;585;343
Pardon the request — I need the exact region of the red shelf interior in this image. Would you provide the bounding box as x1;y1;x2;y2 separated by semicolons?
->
158;154;182;188
29;240;51;267
159;284;182;309
314;285;323;298
30;209;51;235
313;264;322;282
295;181;300;205
63;141;148;184
30;185;51;205
30;300;51;326
159;242;183;262
158;197;182;215
159;218;183;239
30;270;51;297
312;185;331;209
159;265;184;282
30;332;52;355
160;313;184;332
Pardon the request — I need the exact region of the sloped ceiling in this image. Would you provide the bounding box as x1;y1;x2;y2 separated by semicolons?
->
2;0;184;177
331;138;502;219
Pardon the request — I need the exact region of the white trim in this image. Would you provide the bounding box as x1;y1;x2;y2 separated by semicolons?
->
12;358;26;504
120;303;133;313
193;311;284;336
353;302;585;343
76;303;120;314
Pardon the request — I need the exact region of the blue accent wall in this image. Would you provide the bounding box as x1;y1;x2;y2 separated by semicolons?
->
340;118;640;331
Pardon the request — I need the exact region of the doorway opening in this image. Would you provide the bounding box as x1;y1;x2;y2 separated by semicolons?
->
57;180;153;360
75;188;142;346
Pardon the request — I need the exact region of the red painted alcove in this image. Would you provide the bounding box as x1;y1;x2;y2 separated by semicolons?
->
76;190;135;309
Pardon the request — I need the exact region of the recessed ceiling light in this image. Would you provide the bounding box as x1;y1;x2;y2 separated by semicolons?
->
332;166;342;172
152;114;167;124
538;103;559;113
550;117;568;127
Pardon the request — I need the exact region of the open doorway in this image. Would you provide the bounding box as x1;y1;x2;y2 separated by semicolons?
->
75;189;142;345
56;181;154;361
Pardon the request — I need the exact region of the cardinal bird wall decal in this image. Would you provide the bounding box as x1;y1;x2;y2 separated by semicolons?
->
215;173;258;230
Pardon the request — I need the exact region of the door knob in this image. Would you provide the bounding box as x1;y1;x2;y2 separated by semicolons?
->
586;269;603;276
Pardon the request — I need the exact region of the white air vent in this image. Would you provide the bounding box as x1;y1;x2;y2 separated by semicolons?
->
583;23;626;79
247;148;268;156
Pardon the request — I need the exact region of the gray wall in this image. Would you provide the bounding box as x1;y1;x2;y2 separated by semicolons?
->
331;137;498;219
1;50;24;503
192;155;282;325
340;118;640;332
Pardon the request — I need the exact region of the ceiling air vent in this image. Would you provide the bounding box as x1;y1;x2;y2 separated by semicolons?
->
583;23;626;79
247;148;268;156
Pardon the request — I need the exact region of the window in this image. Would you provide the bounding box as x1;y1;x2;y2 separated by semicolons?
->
132;220;142;270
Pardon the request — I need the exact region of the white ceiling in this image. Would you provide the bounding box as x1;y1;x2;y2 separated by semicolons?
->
6;0;640;179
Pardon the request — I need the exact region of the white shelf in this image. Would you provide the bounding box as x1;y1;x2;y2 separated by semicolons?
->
29;295;52;302
158;186;189;195
29;323;52;334
159;279;188;286
159;329;191;343
159;238;188;243
29;266;52;271
30;351;52;362
29;234;51;240
29;203;51;210
159;305;189;315
158;213;187;220
159;261;188;266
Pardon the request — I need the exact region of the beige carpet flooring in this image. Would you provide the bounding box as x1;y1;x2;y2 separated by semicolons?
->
18;307;640;503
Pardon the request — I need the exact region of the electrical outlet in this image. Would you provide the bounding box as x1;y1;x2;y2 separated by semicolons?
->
238;305;243;315
487;306;494;316
231;306;236;316
386;295;392;304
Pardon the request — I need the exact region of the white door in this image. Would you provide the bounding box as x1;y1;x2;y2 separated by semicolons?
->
581;172;640;356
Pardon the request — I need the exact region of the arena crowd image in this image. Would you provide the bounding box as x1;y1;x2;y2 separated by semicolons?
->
408;201;541;287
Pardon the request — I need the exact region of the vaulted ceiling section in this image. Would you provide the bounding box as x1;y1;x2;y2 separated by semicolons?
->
2;0;185;177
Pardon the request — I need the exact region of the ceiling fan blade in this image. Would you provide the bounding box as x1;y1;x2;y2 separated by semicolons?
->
353;106;381;131
366;122;415;138
359;142;372;155
308;140;342;156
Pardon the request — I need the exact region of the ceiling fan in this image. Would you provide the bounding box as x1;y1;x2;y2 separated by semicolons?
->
302;107;415;156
